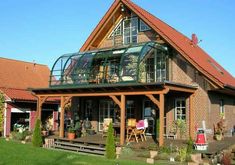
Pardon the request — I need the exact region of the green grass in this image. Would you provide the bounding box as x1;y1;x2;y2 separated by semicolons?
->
0;138;151;165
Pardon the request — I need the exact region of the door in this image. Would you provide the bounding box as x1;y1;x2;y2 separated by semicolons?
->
98;100;115;131
143;99;157;135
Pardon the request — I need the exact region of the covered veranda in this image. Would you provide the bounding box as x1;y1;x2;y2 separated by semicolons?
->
33;82;196;146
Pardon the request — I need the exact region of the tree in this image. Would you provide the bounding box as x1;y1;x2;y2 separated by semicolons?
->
32;119;43;147
0;92;5;136
105;122;116;159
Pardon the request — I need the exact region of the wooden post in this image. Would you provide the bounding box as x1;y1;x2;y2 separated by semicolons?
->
159;93;164;147
37;97;42;120
59;96;65;138
120;94;125;146
189;94;194;139
36;96;48;120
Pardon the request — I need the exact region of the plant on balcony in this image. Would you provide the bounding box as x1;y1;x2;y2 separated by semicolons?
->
105;122;116;159
32;119;43;147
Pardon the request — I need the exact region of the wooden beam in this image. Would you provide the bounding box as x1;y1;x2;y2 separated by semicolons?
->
37;96;48;120
165;85;196;93
145;94;160;109
189;94;195;139
159;93;164;147
36;90;168;97
120;94;125;146
64;96;72;106
109;95;121;108
59;96;65;138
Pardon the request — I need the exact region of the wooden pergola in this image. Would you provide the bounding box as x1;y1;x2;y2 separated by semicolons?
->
33;82;196;146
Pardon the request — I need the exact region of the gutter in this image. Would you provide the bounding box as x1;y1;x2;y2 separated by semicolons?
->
224;84;235;91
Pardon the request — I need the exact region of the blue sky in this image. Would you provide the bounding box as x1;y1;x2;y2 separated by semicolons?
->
0;0;234;76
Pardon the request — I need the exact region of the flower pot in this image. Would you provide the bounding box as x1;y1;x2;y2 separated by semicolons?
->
215;134;222;141
42;130;48;136
116;147;122;158
68;132;75;140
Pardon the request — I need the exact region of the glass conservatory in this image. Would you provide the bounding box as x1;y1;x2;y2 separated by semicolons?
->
50;42;168;87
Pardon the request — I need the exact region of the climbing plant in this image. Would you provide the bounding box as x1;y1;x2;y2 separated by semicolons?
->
0;92;5;136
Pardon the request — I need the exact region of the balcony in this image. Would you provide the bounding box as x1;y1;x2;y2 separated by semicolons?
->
50;42;168;87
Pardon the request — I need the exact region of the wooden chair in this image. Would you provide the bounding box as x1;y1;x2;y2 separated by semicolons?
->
126;118;136;142
102;118;112;138
127;119;148;143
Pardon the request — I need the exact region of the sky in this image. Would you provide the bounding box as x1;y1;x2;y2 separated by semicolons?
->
0;0;235;77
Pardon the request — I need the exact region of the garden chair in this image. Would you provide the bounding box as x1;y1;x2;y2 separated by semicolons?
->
102;118;112;138
126;118;136;142
127;119;148;143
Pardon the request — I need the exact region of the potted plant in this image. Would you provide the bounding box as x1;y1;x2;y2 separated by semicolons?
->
41;125;48;136
214;130;222;141
74;120;82;137
67;126;76;140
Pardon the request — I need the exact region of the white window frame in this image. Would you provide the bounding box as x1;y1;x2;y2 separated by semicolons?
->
139;20;151;32
126;100;135;119
123;17;138;45
174;98;186;120
108;19;123;38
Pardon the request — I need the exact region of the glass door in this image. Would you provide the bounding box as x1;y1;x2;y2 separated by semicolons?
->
143;99;157;135
99;100;115;131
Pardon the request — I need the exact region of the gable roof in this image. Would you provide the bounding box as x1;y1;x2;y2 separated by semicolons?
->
80;0;235;88
0;57;51;101
0;87;36;101
0;57;50;89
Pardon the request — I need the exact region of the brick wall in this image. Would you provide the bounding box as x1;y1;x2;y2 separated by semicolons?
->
98;30;157;49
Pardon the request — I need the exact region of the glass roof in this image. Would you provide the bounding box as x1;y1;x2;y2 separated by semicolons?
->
50;42;168;87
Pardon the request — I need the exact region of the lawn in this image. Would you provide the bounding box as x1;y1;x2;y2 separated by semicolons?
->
0;138;152;165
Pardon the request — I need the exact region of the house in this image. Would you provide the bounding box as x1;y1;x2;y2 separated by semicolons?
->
0;58;59;137
32;0;235;146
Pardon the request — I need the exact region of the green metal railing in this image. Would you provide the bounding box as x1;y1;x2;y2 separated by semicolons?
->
49;42;168;87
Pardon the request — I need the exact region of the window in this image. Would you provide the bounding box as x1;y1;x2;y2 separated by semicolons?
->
156;50;167;82
109;20;123;38
220;99;225;117
175;98;186;120
126;100;135;119
139;20;150;31
123;17;138;44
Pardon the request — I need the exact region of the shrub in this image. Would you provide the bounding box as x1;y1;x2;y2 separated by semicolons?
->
187;137;194;154
32;119;43;147
176;119;186;139
177;147;187;162
155;152;170;160
105;122;116;159
159;146;171;154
